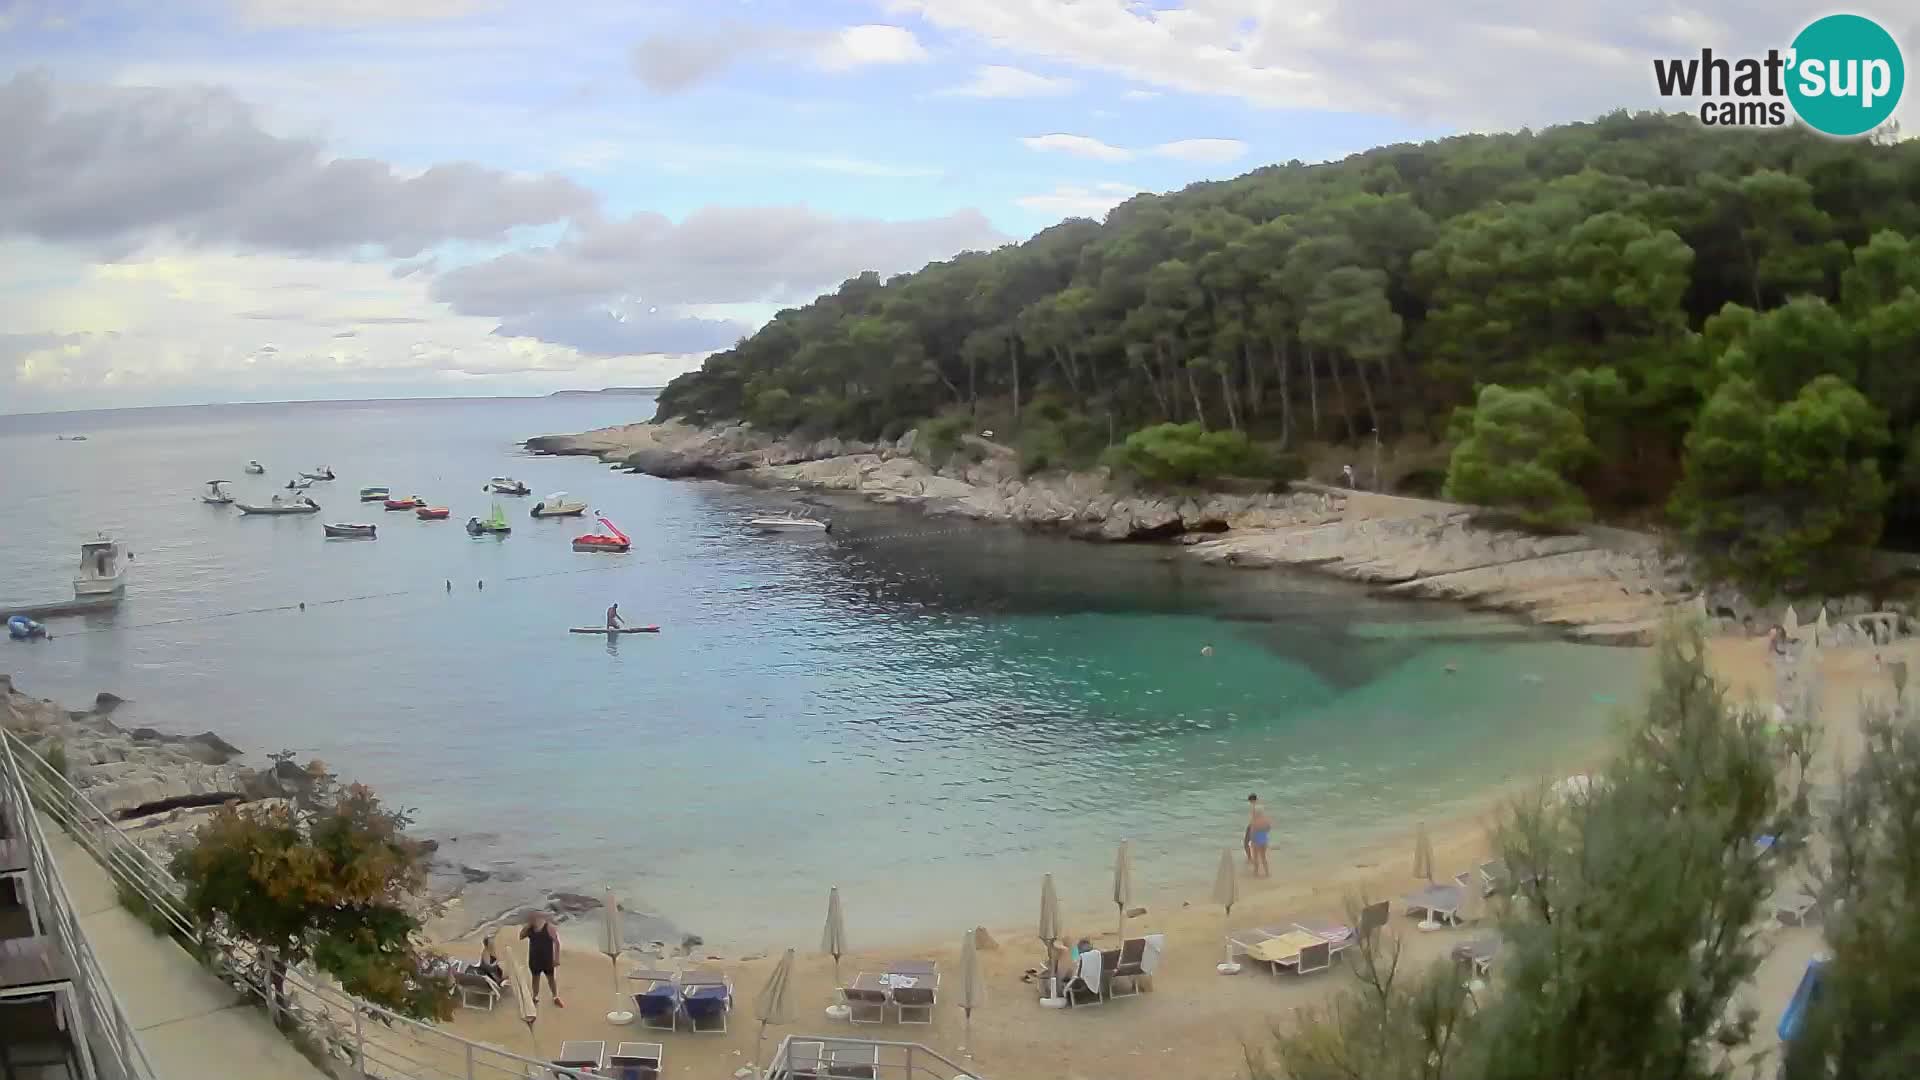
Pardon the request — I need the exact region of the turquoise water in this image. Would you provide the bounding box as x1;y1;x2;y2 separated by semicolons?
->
0;398;1648;947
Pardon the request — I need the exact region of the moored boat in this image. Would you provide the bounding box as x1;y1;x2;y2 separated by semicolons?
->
300;467;336;481
74;535;130;598
486;476;531;495
415;506;450;520
237;497;320;515
322;523;377;539
201;480;235;505
245;460;266;474
748;514;831;533
530;491;588;518
572;513;631;553
466;501;512;536
359;486;391;502
8;615;47;640
285;477;314;490
384;495;425;510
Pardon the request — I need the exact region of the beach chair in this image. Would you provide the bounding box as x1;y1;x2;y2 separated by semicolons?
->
1293;940;1331;976
682;983;731;1033
1772;885;1819;926
1226;926;1278;963
1062;949;1104;1008
633;983;677;1031
609;1041;663;1080
1357;900;1389;943
778;1040;825;1080
1403;881;1466;928
1477;860;1506;897
826;1044;880;1079
893;981;937;1024
1451;937;1499;987
841;985;888;1024
1108;938;1148;998
552;1041;606;1075
453;970;501;1011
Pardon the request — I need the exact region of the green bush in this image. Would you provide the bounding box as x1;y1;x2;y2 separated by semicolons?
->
1103;422;1271;487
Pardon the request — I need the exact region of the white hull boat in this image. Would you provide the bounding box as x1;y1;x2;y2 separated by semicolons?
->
530;491;588;518
749;515;831;533
74;535;129;598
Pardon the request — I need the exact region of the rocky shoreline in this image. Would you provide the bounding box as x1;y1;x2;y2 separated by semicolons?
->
0;675;694;959
529;420;1703;645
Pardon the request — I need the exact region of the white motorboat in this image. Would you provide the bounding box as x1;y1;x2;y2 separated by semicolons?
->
486;476;531;495
201;480;235;505
748;515;831;533
74;535;130;598
244;460;266;474
530;491;588;518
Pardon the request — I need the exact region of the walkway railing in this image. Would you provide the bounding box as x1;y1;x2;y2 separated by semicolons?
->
2;728;585;1080
1;731;158;1080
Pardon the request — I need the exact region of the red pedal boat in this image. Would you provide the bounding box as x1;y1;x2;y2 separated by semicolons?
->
572;513;631;553
384;495;425;510
415;506;450;520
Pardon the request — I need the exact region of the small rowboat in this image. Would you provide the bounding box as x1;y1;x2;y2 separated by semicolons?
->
415;506;450;520
323;523;377;539
237;498;320;515
569;626;660;635
487;476;531;495
360;486;390;502
300;467;336;481
749;515;831;533
201;480;235;505
384;496;425;510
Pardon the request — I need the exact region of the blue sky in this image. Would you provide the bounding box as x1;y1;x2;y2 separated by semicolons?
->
0;0;1911;412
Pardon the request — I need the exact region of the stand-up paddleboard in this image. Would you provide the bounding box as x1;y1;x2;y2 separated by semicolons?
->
569;626;660;635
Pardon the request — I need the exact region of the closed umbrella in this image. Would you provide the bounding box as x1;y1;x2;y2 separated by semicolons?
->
1112;840;1134;943
753;948;796;1074
504;938;539;1058
1211;848;1240;968
601;887;629;1019
1413;821;1434;882
958;929;985;1055
1037;874;1061;992
822;887;849;984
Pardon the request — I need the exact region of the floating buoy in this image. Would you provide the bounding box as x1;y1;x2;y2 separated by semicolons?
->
1201;645;1214;657
298;602;306;611
445;580;452;592
477;580;484;591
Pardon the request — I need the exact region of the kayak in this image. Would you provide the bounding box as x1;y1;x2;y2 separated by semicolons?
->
569;626;660;635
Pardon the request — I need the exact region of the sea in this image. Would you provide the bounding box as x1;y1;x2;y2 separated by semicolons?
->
0;395;1650;948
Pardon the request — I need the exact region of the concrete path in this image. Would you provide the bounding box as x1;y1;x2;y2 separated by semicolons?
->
43;827;332;1080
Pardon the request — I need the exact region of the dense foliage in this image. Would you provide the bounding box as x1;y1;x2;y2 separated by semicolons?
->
172;759;454;1021
658;114;1920;591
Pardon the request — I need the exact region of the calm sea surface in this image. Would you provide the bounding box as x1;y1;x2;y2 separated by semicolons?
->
0;396;1648;947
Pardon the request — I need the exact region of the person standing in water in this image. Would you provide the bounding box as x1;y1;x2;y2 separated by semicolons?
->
606;603;623;631
1246;794;1272;878
520;911;563;1007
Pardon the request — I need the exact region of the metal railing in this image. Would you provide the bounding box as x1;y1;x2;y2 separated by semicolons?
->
765;1035;984;1080
1;729;590;1080
1;732;159;1080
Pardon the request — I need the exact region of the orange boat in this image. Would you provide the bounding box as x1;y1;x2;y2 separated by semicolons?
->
384;495;425;510
415;506;450;520
572;513;630;553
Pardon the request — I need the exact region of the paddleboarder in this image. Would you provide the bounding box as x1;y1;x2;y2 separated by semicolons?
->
606;603;623;631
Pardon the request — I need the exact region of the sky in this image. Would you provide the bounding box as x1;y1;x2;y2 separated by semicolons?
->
1;0;1913;414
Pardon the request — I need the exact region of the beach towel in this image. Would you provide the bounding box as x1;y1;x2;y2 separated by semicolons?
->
1074;946;1103;994
1140;934;1165;976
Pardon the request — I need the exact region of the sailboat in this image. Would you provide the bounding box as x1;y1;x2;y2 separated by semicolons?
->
466;501;512;536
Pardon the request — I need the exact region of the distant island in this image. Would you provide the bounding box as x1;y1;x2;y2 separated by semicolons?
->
549;387;662;397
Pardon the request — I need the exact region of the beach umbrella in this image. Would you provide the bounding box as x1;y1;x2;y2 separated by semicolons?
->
1413;822;1434;883
1112;840;1134;943
821;887;849;984
1037;874;1060;985
958;929;985;1054
752;948;796;1074
504;938;539;1059
601;887;625;1004
1211;848;1240;966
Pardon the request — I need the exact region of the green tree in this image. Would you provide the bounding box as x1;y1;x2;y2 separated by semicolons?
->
1443;384;1594;529
1106;422;1271;487
173;762;454;1022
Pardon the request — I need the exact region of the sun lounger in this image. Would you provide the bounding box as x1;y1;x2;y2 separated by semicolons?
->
552;1040;606;1075
1109;937;1148;997
633;981;677;1031
1244;929;1335;976
778;1040;825;1080
1358;899;1390;942
826;1044;880;1079
1292;920;1356;957
1403;882;1467;927
1063;948;1103;1007
841;984;888;1024
1451;936;1500;979
453;969;501;1010
682;982;731;1032
609;1042;664;1080
1772;885;1819;926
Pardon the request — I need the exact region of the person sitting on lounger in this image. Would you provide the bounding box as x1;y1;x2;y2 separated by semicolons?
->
474;934;505;985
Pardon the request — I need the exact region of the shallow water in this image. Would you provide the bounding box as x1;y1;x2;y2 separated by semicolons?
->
0;397;1648;947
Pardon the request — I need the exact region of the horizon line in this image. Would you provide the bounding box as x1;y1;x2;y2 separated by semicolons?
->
0;387;664;421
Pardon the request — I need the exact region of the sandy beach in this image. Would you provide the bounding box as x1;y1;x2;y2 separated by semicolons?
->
419;631;1881;1080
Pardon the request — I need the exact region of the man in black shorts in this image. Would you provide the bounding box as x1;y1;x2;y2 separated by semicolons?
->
520;910;564;1007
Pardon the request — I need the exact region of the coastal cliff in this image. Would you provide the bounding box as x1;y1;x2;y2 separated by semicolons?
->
528;420;1705;645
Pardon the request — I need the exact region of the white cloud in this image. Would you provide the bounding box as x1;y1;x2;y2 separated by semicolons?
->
1121;89;1160;100
231;0;487;26
815;24;929;69
1015;182;1144;219
881;0;1877;128
938;65;1077;98
1020;133;1133;161
1152;137;1247;163
1019;133;1249;164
